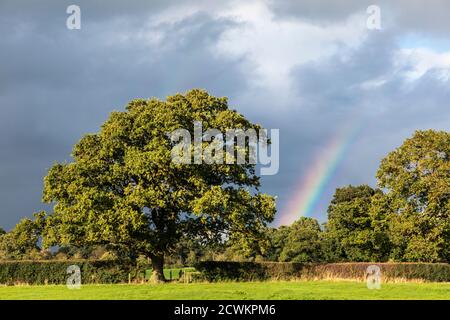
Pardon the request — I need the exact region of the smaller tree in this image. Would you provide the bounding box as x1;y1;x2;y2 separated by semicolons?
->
265;226;290;261
278;217;323;263
0;217;41;260
325;185;390;262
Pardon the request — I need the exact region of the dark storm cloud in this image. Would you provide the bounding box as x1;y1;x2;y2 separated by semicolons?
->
0;1;250;229
268;0;364;23
269;0;450;35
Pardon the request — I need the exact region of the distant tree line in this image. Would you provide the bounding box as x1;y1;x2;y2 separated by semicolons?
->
230;130;450;263
266;130;449;263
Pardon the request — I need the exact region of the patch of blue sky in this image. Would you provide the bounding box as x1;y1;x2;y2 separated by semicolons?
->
398;33;450;52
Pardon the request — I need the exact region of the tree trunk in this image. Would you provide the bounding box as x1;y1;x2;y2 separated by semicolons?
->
149;253;165;283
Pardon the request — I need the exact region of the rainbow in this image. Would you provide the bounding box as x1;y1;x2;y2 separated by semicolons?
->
279;123;363;226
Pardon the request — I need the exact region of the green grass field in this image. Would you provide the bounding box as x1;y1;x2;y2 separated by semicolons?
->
0;281;449;300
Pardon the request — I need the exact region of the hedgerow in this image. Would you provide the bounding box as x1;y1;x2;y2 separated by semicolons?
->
2;260;449;285
0;260;135;285
195;261;450;282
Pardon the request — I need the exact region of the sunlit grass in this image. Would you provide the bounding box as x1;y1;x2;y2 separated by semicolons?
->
0;280;449;300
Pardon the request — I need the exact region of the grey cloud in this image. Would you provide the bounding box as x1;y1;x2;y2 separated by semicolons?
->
268;0;365;24
269;0;450;36
0;4;251;230
273;30;450;222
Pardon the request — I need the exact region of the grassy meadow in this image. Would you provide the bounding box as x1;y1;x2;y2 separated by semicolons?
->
0;280;449;300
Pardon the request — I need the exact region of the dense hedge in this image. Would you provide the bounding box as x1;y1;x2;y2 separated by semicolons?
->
0;260;136;285
194;261;311;281
3;260;449;285
313;263;450;282
195;261;450;282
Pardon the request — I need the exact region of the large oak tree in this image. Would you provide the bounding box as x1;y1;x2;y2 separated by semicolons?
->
41;89;276;281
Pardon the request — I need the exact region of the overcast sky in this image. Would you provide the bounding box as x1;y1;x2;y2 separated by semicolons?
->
1;0;450;230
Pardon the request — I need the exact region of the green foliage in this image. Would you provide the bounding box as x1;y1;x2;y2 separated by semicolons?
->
328;184;378;211
325;185;391;262
164;238;227;266
40;89;276;280
0;260;135;285
53;244;133;261
4;110;449;270
320;131;450;264
0;217;42;260
264;217;324;263
278;217;323;262
264;226;290;261
377;130;450;262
